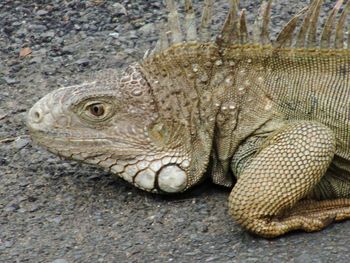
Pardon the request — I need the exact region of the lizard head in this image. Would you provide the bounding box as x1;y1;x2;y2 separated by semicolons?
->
27;63;210;193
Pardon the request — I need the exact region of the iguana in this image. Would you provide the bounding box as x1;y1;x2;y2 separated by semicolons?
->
27;0;350;238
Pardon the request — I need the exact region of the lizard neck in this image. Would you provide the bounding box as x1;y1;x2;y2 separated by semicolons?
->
139;42;222;188
139;43;281;188
140;42;221;139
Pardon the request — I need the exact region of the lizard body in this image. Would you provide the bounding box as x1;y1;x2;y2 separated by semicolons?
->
27;0;350;237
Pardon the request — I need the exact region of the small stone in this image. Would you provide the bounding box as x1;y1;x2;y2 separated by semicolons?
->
128;31;138;39
0;241;14;249
41;30;55;39
0;108;6;118
51;259;69;263
0;158;8;166
16;28;28;38
29;56;42;64
3;26;13;35
109;32;120;39
36;10;48;16
48;216;63;224
62;45;75;54
4;241;14;248
4;204;19;212
14;137;29;150
29;24;48;32
139;23;155;36
27;196;37;202
19;179;30;187
29;203;40;212
112;3;127;16
75;58;90;66
3;76;19;85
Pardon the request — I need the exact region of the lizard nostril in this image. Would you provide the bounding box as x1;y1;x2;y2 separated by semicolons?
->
31;109;43;123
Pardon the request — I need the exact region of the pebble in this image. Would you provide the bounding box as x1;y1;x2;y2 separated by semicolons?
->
29;24;48;32
3;76;19;85
111;3;128;16
47;216;63;224
14;137;30;150
4;204;19;212
36;10;49;16
139;23;155;36
51;259;69;263
41;30;55;39
75;58;90;66
29;56;42;64
108;32;120;38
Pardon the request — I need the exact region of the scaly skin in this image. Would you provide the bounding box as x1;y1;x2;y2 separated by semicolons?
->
27;0;350;237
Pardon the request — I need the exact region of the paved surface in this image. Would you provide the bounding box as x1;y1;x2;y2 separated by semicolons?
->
1;0;350;262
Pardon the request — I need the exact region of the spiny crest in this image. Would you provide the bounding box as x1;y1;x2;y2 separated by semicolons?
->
146;0;350;58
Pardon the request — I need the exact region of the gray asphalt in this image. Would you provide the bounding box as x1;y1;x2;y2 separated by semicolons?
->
1;0;350;262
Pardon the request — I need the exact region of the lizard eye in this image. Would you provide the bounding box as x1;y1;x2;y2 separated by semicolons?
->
73;98;116;123
89;103;105;117
79;100;114;122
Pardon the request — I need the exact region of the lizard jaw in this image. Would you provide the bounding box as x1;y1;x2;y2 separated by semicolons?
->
111;158;189;193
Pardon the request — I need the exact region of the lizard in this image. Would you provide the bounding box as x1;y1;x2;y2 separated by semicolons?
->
26;0;350;238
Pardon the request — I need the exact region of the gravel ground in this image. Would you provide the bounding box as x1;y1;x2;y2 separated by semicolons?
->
2;0;350;262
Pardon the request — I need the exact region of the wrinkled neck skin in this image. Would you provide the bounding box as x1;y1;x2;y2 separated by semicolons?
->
141;43;280;188
139;43;221;191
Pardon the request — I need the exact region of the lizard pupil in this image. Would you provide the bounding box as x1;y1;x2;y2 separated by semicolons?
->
90;104;105;117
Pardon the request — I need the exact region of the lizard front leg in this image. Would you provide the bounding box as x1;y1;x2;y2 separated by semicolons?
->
228;121;350;238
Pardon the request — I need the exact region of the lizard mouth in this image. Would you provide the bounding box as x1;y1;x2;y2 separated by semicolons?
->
28;122;191;194
29;129;190;193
